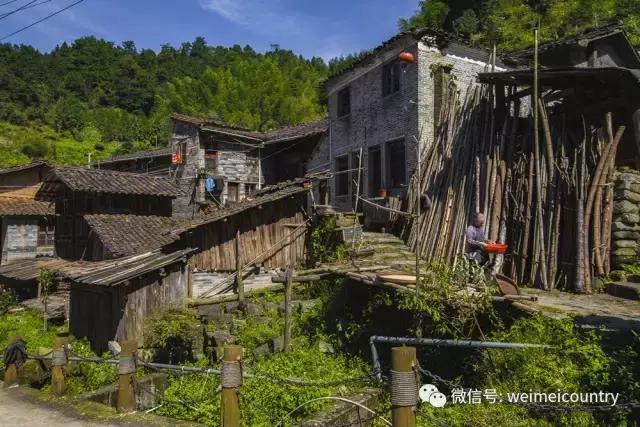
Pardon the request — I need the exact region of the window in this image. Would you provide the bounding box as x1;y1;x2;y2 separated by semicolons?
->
386;139;406;188
245;184;257;196
337;86;351;118
368;145;382;197
227;182;239;203
335;155;349;196
37;219;54;247
382;60;400;97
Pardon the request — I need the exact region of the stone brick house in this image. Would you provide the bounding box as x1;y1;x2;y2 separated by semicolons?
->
170;114;326;218
313;29;504;212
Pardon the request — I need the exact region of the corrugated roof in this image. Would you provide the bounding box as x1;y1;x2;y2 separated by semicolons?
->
85;214;179;257
0;184;54;216
57;248;194;286
37;166;179;200
98;147;172;164
0;257;71;282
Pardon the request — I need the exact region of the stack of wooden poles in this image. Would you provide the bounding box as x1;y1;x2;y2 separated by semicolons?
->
402;82;625;292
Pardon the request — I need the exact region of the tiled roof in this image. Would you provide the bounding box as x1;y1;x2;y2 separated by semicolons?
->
176;174;323;233
171;113;327;143
38;166;179;199
84;214;179;257
172;114;264;141
263;119;328;144
0;184;54;216
98;147;172;164
0;161;49;175
324;27;487;84
503;24;640;67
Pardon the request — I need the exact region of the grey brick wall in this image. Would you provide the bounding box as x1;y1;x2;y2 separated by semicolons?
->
320;36;498;212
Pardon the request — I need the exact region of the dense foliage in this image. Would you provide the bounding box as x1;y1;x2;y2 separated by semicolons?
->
400;0;640;50
0;37;330;166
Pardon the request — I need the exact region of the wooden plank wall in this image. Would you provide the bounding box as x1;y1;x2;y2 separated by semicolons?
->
114;263;188;346
186;195;307;271
70;263;188;353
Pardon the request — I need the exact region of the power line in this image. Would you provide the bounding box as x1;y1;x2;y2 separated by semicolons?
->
0;0;84;42
0;0;21;7
0;0;38;21
6;0;53;14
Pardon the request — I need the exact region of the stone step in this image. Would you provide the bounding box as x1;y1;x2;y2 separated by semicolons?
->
607;282;640;301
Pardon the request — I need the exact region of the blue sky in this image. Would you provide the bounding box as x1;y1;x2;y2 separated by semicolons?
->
0;0;419;60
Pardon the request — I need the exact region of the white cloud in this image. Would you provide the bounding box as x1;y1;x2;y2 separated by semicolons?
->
199;0;246;24
198;0;302;36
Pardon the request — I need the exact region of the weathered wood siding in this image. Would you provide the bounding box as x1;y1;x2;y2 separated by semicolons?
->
185;196;307;271
55;188;173;260
0;217;53;263
70;263;188;353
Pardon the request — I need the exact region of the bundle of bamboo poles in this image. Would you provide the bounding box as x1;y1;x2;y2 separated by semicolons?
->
402;82;624;292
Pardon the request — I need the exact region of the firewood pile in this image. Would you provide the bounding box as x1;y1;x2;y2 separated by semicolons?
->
402;83;625;292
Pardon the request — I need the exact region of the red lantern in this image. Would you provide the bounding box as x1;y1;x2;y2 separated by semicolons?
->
399;51;416;63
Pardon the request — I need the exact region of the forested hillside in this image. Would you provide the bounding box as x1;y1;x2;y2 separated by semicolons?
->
400;0;640;49
2;1;640;168
0;37;332;167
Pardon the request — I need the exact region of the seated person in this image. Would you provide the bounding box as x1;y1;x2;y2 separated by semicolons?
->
465;212;489;265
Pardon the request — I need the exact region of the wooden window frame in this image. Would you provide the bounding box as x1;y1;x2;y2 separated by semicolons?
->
382;60;401;97
337;86;351;118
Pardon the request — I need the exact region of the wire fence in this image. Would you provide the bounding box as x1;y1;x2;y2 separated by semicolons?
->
3;340;640;425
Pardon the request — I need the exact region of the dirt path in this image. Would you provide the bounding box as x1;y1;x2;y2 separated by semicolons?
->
0;387;121;426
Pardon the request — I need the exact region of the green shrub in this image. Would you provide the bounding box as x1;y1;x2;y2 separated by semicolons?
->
155;341;370;426
0;288;17;315
417;315;611;427
0;310;66;350
144;308;200;364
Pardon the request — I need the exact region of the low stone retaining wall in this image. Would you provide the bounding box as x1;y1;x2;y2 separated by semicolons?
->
612;169;640;269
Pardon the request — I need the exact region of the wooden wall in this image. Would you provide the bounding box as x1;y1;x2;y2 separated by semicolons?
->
184;195;307;271
55;188;173;260
70;262;188;353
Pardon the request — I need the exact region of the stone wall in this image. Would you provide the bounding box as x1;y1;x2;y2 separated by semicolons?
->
612;169;640;268
170;120;202;218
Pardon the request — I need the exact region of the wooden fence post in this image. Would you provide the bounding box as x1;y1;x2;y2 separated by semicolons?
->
391;346;417;427
235;230;245;307
2;336;22;387
221;344;243;427
283;267;293;353
51;336;69;396
117;340;138;413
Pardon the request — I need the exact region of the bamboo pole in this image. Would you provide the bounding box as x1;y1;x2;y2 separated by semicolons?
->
235;230;245;306
283;267;293;354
